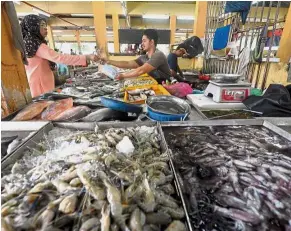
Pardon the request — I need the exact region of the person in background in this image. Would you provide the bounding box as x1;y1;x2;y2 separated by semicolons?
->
21;15;98;97
98;29;172;84
70;49;76;55
93;46;98;55
167;46;187;82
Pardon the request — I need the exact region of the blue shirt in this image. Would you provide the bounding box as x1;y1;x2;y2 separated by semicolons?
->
167;53;178;72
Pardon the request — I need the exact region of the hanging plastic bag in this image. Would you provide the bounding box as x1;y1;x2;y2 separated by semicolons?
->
99;64;118;80
162;82;193;98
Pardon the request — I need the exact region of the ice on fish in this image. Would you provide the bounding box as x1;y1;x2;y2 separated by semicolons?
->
116;136;135;156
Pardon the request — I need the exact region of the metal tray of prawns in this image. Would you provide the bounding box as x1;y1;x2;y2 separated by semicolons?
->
1;121;156;169
159;119;291;231
1;121;191;231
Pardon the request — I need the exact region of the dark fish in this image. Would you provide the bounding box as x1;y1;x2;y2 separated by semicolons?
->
81;108;134;122
53;106;91;121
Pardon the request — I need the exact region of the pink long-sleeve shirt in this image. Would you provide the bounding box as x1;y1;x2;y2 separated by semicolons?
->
25;44;87;97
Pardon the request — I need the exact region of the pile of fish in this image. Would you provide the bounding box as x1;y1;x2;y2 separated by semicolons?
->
60;82;121;99
127;88;156;102
164;125;291;231
12;98;91;122
123;79;157;88
1;125;187;231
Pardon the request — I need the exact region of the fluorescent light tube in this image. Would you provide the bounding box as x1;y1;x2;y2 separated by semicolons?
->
32;8;51;17
71;14;93;17
142;15;169;20
177;16;194;20
53;30;63;33
61;34;75;37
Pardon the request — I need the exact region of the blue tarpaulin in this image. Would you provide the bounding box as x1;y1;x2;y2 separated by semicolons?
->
225;1;252;25
213;25;231;50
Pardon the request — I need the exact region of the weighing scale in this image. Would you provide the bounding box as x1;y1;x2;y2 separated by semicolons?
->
204;81;251;103
187;80;251;110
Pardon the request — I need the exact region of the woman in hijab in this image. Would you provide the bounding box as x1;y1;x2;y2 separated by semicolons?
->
21;15;98;97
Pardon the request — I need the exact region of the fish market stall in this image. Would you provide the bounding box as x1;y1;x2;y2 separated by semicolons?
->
1;121;49;160
1;121;189;231
160;119;291;231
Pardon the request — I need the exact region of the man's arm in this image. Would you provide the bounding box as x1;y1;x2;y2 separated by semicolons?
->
107;60;139;69
118;63;155;79
170;69;178;77
177;65;184;78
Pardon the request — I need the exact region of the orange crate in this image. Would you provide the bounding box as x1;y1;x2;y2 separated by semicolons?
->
124;84;170;104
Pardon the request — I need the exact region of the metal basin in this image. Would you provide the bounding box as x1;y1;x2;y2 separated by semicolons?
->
211;74;242;83
146;95;191;115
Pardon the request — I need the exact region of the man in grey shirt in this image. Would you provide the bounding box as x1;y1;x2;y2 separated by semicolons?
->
98;29;172;84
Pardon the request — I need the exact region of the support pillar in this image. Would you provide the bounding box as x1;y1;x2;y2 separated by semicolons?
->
1;3;31;117
170;15;177;46
277;5;291;63
47;25;55;50
193;1;207;38
92;1;107;53
112;13;120;53
75;30;81;54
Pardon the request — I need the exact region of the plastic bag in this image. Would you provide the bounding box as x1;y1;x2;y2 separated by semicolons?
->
99;64;118;80
162;82;193;98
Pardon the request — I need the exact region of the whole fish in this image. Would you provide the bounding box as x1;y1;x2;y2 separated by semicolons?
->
12;101;54;121
53;106;91;121
81;108;131;122
6;138;22;155
41;98;73;120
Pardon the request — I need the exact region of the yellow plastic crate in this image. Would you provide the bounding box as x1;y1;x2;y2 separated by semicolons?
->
124;84;170;104
122;76;158;89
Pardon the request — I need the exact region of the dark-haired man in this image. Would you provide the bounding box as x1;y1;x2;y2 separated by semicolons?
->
99;29;172;84
167;46;187;82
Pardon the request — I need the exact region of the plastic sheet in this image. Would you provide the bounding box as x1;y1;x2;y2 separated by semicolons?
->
162;83;193;98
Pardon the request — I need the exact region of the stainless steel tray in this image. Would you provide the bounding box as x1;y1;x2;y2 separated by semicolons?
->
210;73;241;83
1;122;49;161
2;121;191;231
159;119;291;231
256;117;291;134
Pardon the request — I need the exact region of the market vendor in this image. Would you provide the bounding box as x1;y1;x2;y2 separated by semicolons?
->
167;46;187;82
21;15;98;98
99;29;172;84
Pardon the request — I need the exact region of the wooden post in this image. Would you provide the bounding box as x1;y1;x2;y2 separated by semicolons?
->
193;1;207;38
1;3;31;117
277;5;291;63
47;25;55;50
170;15;177;46
112;13;120;53
92;1;108;53
75;30;81;54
